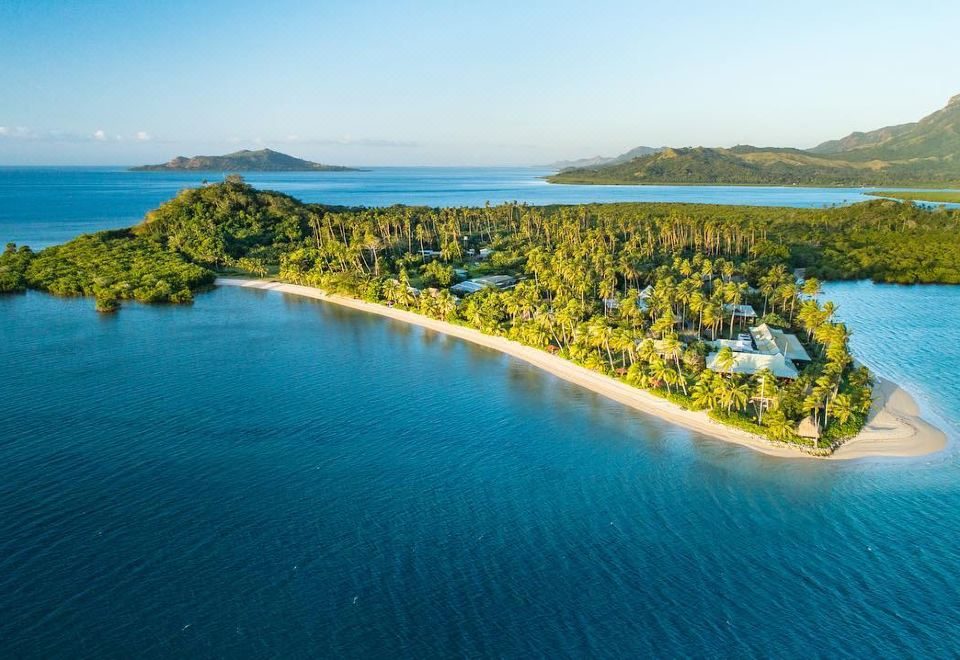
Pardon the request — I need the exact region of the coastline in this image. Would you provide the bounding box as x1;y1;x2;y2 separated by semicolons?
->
216;278;947;460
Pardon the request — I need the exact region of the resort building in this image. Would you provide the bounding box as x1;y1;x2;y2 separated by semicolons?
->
750;323;811;362
706;351;799;379
723;303;757;320
450;274;517;295
706;323;811;380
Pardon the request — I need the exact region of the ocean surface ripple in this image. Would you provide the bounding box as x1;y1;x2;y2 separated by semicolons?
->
2;285;960;657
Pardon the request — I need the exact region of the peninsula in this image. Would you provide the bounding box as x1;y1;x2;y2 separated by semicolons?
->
3;180;957;456
549;93;960;187
131;148;356;172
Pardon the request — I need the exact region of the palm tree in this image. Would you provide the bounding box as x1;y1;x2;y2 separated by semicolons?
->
435;290;457;320
727;380;751;413
831;393;855;426
587;318;616;371
659;333;687;395
651;314;674;339
649;358;673;393
715;346;737;373
689;290;707;337
763;409;795;440
691;372;718;409
802;277;822;299
610;329;637;367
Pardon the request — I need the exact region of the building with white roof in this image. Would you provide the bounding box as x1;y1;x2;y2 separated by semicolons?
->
723;303;757;319
750;323;811;362
450;275;516;295
706;351;799;379
706;323;812;380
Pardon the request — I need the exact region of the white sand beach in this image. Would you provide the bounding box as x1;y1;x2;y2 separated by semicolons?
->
217;278;948;460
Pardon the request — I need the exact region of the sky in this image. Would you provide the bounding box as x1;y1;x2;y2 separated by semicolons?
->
1;0;959;166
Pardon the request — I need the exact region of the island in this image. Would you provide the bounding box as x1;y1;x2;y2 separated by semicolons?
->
2;179;956;457
549;93;960;187
130;148;357;172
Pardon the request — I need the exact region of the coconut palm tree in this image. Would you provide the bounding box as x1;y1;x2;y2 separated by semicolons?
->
715;346;737;373
435;289;457;320
831;393;855;426
691;372;718;410
649;358;674;393
727;380;751;413
763;409;795;440
659;333;688;395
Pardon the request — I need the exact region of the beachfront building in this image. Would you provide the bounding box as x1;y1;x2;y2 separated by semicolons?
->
706;322;811;380
706;351;799;379
750;323;811;362
450;274;517;296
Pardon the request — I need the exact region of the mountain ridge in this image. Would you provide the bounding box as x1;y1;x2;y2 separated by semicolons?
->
549;94;960;187
131;148;356;172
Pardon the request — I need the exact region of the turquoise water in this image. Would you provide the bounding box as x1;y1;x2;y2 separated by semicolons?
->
821;281;960;440
1;283;959;657
0;166;884;249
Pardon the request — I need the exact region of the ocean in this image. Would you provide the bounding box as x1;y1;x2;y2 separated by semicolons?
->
1;169;959;657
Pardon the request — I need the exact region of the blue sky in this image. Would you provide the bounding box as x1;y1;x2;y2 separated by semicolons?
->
2;0;959;165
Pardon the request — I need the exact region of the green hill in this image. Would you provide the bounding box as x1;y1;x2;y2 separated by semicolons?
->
549;95;960;187
131;148;356;172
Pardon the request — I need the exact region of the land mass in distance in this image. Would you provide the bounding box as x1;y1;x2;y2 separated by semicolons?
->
131;148;357;172
549;94;960;188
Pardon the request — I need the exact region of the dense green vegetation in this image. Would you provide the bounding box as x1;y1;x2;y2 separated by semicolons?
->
131;148;355;172
867;191;960;204
1;243;33;293
8;179;960;450
5;231;214;306
550;94;960;187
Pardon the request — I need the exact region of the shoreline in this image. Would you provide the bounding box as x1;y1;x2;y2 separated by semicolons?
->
216;278;947;460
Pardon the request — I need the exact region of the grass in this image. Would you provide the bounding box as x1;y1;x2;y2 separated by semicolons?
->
867;191;960;204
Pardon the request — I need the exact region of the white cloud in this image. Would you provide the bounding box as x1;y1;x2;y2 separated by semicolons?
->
0;126;35;139
136;131;151;141
93;129;106;141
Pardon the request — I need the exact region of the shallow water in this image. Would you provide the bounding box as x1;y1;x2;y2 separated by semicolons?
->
2;285;959;657
0;166;885;249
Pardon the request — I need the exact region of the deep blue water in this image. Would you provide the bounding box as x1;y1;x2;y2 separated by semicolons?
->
3;171;960;656
0;166;886;249
1;282;959;657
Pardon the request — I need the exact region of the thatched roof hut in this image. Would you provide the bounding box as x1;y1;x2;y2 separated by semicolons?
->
797;415;821;440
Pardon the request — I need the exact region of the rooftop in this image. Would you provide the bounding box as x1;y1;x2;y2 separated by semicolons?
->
724;303;757;317
706;351;799;379
450;275;516;295
749;323;812;361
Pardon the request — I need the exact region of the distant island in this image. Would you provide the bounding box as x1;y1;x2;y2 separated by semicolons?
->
549;94;960;187
131;148;357;172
